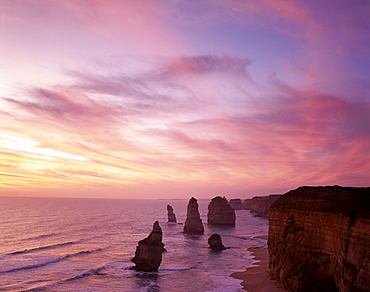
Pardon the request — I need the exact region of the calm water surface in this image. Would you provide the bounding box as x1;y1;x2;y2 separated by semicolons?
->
0;197;268;291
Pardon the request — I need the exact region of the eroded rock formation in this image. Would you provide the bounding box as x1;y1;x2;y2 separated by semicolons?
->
207;196;235;226
183;197;204;234
131;221;165;271
268;186;370;292
229;198;243;210
167;204;176;223
249;194;282;217
243;199;252;209
208;233;227;251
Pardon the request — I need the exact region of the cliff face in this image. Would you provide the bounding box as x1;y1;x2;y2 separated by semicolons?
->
268;186;370;292
249;195;282;217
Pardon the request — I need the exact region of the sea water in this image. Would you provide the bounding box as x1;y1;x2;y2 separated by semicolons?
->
0;197;268;291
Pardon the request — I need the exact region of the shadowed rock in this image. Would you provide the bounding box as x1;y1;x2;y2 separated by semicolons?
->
207;196;235;226
167;205;176;223
208;233;227;251
183;197;204;234
249;194;282;217
269;186;370;292
131;221;165;271
243;199;252;209
229;199;243;210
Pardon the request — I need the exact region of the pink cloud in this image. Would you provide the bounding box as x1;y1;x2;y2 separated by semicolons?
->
2;54;369;198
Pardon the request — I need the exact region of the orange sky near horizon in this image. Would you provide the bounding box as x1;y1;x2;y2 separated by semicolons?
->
1;0;369;199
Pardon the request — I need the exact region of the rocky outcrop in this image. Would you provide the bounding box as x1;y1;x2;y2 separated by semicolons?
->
268;186;370;292
207;196;235;226
243;199;252;209
183;197;204;234
167;204;176;223
249;194;282;217
229;198;243;210
131;221;165;271
208;233;227;251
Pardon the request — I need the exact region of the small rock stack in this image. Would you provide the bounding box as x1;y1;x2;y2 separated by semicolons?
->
167;204;177;223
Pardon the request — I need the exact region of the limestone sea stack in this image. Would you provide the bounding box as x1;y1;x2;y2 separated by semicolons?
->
167;204;176;223
207;196;235;226
183;197;204;234
229;198;243;210
208;233;227;251
269;186;370;292
131;221;165;272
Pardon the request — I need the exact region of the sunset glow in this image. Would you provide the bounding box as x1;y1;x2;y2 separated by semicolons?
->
1;0;369;199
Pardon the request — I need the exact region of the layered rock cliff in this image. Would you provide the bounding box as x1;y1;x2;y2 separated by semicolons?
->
131;221;165;271
207;196;235;226
183;197;204;234
268;186;370;292
249;195;282;217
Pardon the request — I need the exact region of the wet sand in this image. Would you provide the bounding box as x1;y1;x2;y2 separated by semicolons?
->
231;236;288;292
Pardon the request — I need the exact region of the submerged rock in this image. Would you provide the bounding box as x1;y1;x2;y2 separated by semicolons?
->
183;197;204;234
167;205;177;223
207;196;235;226
208;233;227;251
131;221;165;271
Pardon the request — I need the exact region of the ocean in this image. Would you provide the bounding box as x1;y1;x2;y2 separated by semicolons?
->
0;197;268;291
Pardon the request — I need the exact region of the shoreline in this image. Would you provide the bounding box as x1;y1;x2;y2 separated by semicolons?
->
231;236;287;292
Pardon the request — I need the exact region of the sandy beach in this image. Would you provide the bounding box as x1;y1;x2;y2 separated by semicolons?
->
231;236;288;292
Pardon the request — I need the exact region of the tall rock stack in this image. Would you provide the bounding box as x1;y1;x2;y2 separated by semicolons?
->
207;196;235;226
183;197;204;234
167;205;176;223
131;221;165;271
269;186;370;292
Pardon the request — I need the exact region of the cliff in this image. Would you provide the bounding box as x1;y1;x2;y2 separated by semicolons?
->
249;195;282;217
208;196;235;226
268;186;370;292
183;197;204;234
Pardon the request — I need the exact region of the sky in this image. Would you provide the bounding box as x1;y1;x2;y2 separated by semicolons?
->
0;0;369;199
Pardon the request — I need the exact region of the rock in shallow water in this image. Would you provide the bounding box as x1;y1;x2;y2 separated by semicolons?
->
131;221;165;272
208;233;227;251
183;197;204;234
207;196;235;226
167;204;176;223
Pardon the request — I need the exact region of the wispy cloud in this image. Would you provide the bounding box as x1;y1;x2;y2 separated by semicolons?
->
1;53;369;197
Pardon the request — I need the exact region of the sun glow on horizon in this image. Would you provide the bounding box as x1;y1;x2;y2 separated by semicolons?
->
0;0;369;199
